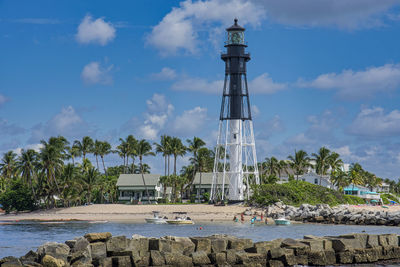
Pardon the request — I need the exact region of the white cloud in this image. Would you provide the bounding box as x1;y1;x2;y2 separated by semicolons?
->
76;15;116;46
171;76;223;94
13;143;44;155
250;73;287;94
81;61;113;85
133;94;175;140
172;106;208;135
171;73;285;94
298;63;400;99
151;67;177;80
0;94;8;107
30;106;94;142
147;0;265;55
258;0;399;29
348;107;400;137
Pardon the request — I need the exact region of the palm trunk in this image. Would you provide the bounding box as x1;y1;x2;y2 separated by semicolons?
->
95;155;100;170
101;156;107;176
72;157;75;165
167;155;170;177
164;155;167;176
140;158;151;203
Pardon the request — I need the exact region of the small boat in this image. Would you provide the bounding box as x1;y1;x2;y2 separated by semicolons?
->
274;218;291;225
166;212;194;225
145;211;167;224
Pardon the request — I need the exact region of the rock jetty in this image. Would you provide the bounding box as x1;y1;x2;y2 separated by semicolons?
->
2;232;400;266
265;202;400;226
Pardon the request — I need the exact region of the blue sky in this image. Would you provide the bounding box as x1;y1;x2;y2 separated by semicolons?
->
2;0;400;179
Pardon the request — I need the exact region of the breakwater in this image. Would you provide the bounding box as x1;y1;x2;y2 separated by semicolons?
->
265;202;400;226
1;232;400;266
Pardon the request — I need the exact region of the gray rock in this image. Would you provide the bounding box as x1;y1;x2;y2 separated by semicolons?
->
190;251;211;265
37;242;70;263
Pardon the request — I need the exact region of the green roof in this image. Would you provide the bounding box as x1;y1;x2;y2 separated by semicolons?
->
116;174;161;187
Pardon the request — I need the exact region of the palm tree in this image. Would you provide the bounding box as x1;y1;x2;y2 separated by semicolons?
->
154;135;171;177
99;141;112;175
196;147;213;203
277;160;288;179
67;145;81;165
0;151;18;191
73;136;94;160
81;166;99;204
126;135;138;174
186;136;206;196
116;138;129;173
17;149;39;199
264;157;279;177
327;152;343;172
287;150;310;180
93;140;102;170
136;139;155;203
348;163;364;191
170;137;187;176
330;169;349;192
312;147;331;185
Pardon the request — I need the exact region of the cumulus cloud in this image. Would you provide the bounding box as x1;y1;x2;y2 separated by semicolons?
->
147;0;265;55
171;73;285;94
348;107;400;137
257;115;285;139
172;107;208;135
81;61;113;85
0;94;8;107
171;76;223;94
0;118;26;136
30;106;94;142
13;143;44;155
258;0;399;29
250;73;288;94
151;67;177;80
76;15;116;45
298;63;400;99
126;94;174;140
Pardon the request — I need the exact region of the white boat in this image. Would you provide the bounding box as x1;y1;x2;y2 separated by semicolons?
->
166;212;194;225
274;218;291;225
145;211;167;224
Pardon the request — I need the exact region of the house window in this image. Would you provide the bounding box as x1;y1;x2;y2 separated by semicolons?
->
314;178;318;184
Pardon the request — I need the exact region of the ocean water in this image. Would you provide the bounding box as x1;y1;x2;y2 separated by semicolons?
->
1;220;400;258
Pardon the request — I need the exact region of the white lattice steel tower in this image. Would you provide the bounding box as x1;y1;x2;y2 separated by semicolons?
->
210;19;259;203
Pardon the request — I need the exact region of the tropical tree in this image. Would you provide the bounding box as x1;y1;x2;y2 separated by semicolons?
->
154;135;171;176
264;157;279;177
98;141;112;175
186;136;206;195
327;152;343;173
348;163;364;191
330;169;349;192
16;149;39;199
170;137;187;176
0;151;18;190
287;150;310;180
73;136;94;160
196;147;214;203
126;135;138;174
312;147;331;185
67;144;81;165
81;166;99;204
277;160;288;179
136;139;155;203
93;140;102;170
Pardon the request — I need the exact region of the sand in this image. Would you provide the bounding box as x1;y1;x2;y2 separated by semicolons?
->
0;204;252;223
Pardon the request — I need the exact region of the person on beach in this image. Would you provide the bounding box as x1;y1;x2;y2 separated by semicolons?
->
240;213;244;222
233;215;238;222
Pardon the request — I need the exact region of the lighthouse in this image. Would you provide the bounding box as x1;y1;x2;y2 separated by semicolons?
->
210;19;259;203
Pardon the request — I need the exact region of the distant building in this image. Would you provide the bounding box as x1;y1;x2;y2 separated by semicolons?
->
344;185;381;203
374;182;390;193
116;174;166;203
192;173;230;202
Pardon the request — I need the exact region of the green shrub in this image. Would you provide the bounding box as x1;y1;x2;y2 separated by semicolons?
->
381;193;399;205
250;180;364;207
0;179;35;213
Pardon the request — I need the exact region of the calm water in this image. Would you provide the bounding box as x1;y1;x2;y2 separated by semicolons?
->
1;220;400;258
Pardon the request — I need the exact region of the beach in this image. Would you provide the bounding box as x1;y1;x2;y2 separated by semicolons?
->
0;204;252;223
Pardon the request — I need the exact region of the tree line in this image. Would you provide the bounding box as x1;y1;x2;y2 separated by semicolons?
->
1;135;399;212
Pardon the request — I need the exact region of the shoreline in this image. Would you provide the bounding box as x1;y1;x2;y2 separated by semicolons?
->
0;204;254;223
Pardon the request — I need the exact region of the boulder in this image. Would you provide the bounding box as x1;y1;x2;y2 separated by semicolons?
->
353;248;380;263
128;235;149;257
211;238;227;253
20;250;38;263
106;235;127;253
190;251;211;265
41;255;65;267
190;237;211;253
150;250;165;266
162;236;195;256
84;232;111;243
164;252;193;267
281;238;310;255
337;250;354;264
71;236;90;253
208;252;226;265
0;256;23;267
37;242;70;263
268;259;284;267
89;242;107;262
111;256;131;267
228;238;253;250
149;238;171;253
308;251;335;265
378;234;398;247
